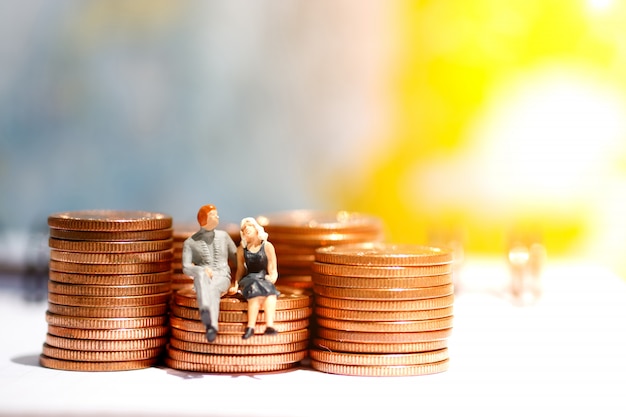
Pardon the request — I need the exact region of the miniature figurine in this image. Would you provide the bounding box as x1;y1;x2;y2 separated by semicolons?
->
182;204;238;342
233;217;280;339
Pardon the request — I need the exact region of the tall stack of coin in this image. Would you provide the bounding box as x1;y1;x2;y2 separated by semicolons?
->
165;287;311;373
255;210;385;289
41;210;173;371
309;243;454;376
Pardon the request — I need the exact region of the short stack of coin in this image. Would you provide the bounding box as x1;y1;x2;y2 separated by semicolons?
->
165;286;312;373
41;210;174;371
255;210;385;289
309;242;454;376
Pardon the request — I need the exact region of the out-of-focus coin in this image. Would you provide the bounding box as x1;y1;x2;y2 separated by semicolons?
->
312;262;452;278
309;348;448;366
312;273;452;289
310;359;449;376
49;249;173;264
313;338;447;354
48;271;172;286
48;238;174;253
169;338;309;355
314;243;454;266
166;346;307;365
256;210;384;234
40;355;158;371
46;324;169;340
48;281;171;297
48;210;172;232
317;327;452;343
314;294;454;311
164;358;297;374
48;228;173;242
170;328;310;346
315;316;453;333
45;334;167;351
313;284;454;300
314;306;453;322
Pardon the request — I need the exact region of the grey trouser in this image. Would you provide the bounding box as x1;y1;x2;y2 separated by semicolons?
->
191;270;230;329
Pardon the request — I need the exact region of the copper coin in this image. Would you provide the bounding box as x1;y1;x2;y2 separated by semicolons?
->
267;232;384;248
312;273;452;289
309;348;448;366
46;303;169;318
315;306;453;322
170;304;312;323
314;242;454;266
317;327;452;343
312;262;452;278
45;334;167;351
49;228;173;242
48;291;172;307
40;355;158;371
49;260;172;274
48;281;171;297
46;324;170;340
313;284;454;300
48;210;172;231
170;328;310;346
174;288;311;311
316;316;453;333
275;275;314;289
49;249;173;264
48;238;173;253
49;271;172;285
164;358;297;374
310;359;449;376
255;210;384;234
42;343;164;362
314;294;454;311
313;338;447;354
166;346;307;365
169;315;309;334
45;311;168;329
169;338;309;355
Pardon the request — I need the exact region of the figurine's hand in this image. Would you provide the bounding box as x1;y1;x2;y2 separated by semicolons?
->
227;282;238;295
266;274;277;284
204;267;213;278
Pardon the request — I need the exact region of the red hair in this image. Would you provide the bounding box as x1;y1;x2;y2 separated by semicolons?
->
197;204;217;226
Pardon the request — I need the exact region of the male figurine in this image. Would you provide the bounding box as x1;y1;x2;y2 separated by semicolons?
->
182;204;237;342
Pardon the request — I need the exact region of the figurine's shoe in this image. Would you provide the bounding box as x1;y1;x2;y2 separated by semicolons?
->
264;327;278;335
205;326;217;342
199;309;212;328
242;327;254;339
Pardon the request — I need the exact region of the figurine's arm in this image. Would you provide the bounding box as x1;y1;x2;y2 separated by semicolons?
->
265;241;278;284
181;240;204;277
227;245;246;295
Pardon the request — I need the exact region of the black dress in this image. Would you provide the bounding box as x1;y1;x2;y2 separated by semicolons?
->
239;241;280;299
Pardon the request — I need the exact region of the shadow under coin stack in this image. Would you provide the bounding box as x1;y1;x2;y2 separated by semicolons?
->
165;287;311;373
41;210;174;371
309;243;455;376
255;210;385;290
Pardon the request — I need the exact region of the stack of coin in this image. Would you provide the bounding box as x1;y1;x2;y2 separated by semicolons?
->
171;222;241;291
255;210;385;289
40;210;174;371
165;286;312;373
309;242;454;376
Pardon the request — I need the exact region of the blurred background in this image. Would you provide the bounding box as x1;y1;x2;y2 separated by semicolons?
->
2;0;626;278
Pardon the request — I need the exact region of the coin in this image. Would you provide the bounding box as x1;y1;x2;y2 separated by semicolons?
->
309;348;448;366
164;358;297;374
48;238;174;253
256;210;384;234
48;271;172;285
310;359;449;376
169;338;309;355
314;242;454;266
46;303;169;318
169;316;310;334
313;338;447;354
48;210;172;231
47;291;172;307
46;324;170;340
42;343;164;362
45;334;167;351
45;311;168;329
312;262;452;278
40;355;158;371
49;249;173;264
315;316;453;333
317;327;453;343
174;288;312;311
312;273;452;289
166;346;307;365
313;294;454;311
170;328;310;346
48;228;173;242
312;284;454;300
48;281;171;297
170;304;312;323
314;306;453;321
49;260;172;274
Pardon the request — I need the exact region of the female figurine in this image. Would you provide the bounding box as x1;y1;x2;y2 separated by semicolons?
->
234;217;280;339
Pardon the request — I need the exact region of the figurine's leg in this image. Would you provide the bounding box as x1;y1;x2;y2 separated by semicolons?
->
243;297;264;339
206;275;231;329
263;295;278;335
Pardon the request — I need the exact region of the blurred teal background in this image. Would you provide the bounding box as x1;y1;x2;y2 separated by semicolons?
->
0;1;387;237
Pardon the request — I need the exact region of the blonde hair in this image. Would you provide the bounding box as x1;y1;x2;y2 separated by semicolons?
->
240;217;268;248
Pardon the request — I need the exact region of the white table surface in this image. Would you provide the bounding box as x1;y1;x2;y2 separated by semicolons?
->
1;257;625;417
